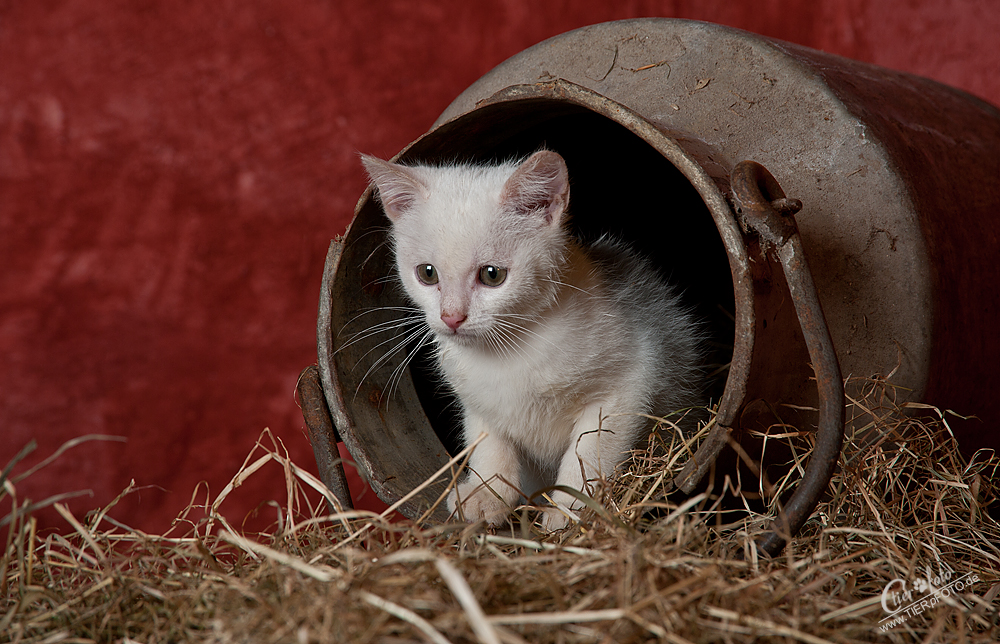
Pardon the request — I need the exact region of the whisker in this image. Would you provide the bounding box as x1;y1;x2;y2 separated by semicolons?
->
339;310;422;337
494;316;561;354
350;318;427;371
337;306;422;336
360;271;404;294
340;313;422;341
478;324;505;360
383;329;436;407
338;316;425;355
542;277;597;298
353;323;430;400
493;317;541;340
485;327;510;361
357;237;392;272
496;312;542;322
490;323;531;363
345;224;392;248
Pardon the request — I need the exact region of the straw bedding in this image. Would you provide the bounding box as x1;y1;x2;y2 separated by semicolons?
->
3;378;998;643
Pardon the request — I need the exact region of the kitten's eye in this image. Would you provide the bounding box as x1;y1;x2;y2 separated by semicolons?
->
415;264;438;285
479;265;508;287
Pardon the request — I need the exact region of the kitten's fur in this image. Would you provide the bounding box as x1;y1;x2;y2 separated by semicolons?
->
361;150;702;529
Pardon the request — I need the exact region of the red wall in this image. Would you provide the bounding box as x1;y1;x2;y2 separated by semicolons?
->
3;1;998;534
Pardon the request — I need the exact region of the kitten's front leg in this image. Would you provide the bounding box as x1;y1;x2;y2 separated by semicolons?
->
542;403;641;530
447;415;521;525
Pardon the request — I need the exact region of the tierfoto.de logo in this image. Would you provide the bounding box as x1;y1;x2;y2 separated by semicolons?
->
878;566;980;632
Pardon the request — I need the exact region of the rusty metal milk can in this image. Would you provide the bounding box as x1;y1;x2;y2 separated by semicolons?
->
298;19;1000;553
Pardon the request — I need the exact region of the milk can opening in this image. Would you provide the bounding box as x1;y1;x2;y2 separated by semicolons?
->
321;83;766;521
384;99;737;455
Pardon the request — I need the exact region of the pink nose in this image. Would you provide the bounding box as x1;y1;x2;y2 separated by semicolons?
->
441;312;467;331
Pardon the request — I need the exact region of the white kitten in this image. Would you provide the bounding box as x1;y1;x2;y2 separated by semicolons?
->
361;150;703;529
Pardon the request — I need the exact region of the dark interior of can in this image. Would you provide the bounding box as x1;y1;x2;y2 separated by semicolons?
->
393;100;736;455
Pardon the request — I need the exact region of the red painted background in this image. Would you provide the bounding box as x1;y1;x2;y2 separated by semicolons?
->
3;1;998;534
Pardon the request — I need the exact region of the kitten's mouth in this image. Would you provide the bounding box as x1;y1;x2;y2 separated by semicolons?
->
437;326;483;345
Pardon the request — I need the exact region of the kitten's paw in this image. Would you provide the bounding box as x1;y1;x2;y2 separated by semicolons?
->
539;490;582;531
540;507;572;531
447;481;513;525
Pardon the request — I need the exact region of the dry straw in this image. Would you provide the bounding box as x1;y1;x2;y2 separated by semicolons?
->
3;378;998;643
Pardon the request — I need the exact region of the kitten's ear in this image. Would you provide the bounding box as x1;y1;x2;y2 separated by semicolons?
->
500;150;570;226
360;154;428;221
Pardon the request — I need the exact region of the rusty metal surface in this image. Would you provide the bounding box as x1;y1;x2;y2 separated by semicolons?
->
436;19;934;417
313;18;1000;535
296;364;353;512
731;161;845;557
772;42;1000;455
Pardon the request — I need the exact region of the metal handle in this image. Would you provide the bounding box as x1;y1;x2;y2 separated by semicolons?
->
297;364;354;512
730;161;846;557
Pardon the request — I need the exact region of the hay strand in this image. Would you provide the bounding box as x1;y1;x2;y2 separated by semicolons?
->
3;378;999;643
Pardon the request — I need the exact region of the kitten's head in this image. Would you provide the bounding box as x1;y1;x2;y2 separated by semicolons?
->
361;150;571;347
